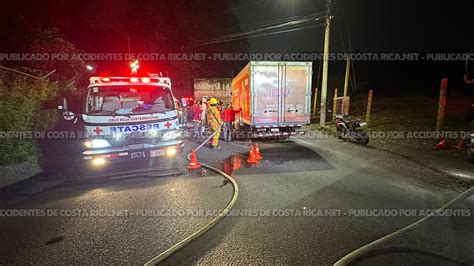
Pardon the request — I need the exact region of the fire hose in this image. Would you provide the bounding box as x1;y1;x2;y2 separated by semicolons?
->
143;126;474;265
145;124;238;265
334;187;474;265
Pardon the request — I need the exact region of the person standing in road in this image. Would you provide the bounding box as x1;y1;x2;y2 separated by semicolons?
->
192;101;203;138
180;97;187;127
200;98;208;135
207;98;223;149
222;102;241;142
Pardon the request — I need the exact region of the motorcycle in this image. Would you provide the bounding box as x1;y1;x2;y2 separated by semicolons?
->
335;115;369;145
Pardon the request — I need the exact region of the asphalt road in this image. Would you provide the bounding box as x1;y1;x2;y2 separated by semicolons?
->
0;136;473;265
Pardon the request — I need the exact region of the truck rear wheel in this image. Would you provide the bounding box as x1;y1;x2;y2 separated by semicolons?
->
235;123;250;140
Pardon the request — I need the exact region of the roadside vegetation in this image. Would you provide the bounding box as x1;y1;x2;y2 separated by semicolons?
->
0;73;60;165
0;27;84;166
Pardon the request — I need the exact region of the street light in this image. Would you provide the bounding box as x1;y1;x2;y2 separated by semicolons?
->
86;65;94;71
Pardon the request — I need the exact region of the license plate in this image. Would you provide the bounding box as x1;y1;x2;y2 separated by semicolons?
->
150;149;164;157
359;122;366;127
271;128;279;132
131;151;145;159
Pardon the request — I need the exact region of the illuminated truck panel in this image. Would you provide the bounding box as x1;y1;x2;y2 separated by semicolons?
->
232;61;312;136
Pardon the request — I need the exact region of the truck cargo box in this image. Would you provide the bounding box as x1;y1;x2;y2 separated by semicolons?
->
232;61;312;137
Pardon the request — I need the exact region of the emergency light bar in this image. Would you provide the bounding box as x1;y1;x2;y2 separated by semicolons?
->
89;76;171;86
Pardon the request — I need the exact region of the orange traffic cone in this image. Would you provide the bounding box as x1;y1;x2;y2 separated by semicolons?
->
254;143;262;161
187;149;201;169
455;138;465;150
247;145;258;163
434;139;448;150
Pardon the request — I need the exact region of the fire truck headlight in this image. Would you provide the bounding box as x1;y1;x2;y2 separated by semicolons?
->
166;147;177;156
162;130;178;140
92;157;107;166
85;139;111;148
84;140;92;148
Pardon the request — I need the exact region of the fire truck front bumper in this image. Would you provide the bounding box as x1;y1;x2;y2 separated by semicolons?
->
82;140;184;166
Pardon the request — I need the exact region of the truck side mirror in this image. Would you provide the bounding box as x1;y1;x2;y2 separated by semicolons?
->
62;110;76;121
58;97;78;123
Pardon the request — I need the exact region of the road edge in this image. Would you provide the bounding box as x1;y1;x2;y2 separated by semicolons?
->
295;135;474;187
0;162;42;189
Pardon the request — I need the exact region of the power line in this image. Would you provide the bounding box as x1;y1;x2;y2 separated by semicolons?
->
197;23;325;45
197;21;324;45
195;13;326;46
335;5;357;97
217;11;325;34
336;17;346;53
220;13;323;39
316;29;325;88
343;17;358;96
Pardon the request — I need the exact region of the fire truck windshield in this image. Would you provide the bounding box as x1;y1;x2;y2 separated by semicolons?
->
86;85;174;115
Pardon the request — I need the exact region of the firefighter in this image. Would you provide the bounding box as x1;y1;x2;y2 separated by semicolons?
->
207;98;223;149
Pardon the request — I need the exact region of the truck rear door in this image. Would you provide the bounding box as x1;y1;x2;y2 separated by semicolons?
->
281;62;312;126
251;62;281;125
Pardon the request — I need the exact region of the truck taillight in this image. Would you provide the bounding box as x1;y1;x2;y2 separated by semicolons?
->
141;77;151;83
101;77;110;82
130;77;139;82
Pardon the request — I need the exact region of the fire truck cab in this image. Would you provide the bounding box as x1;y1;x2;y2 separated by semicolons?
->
59;74;184;167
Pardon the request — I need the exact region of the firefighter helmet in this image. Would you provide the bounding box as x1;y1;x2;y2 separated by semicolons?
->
209;98;218;105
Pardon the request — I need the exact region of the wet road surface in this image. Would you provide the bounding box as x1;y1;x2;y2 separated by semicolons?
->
0;137;473;264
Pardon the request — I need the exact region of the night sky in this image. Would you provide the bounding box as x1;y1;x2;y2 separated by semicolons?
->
0;0;473;95
233;0;474;53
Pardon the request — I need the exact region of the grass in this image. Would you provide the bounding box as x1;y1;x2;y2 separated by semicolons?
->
370;95;467;132
363;95;468;151
311;94;471;151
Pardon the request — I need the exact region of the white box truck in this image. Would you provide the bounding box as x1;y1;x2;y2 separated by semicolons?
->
232;61;312;138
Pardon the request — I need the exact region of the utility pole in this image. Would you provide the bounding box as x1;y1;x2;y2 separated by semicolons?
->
312;87;318;117
365;89;373;128
436;78;448;132
343;58;351;97
319;0;331;127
